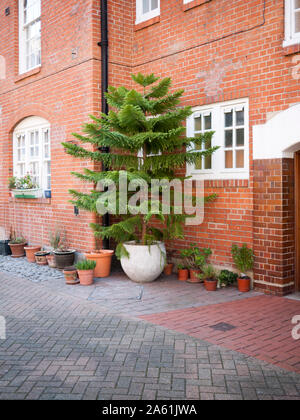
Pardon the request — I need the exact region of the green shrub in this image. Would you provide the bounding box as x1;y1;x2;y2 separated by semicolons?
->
9;237;26;245
198;265;217;281
75;260;97;271
231;244;254;275
218;270;238;287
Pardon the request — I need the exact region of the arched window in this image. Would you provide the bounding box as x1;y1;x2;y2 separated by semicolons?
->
13;116;51;191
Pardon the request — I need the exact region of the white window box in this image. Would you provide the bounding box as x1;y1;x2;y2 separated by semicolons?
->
12;188;43;199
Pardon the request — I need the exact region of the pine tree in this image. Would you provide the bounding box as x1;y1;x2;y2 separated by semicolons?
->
62;74;218;258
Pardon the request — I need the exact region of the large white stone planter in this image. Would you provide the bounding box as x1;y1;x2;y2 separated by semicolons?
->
121;242;166;283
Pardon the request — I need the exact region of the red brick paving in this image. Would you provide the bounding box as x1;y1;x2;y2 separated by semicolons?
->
140;295;300;374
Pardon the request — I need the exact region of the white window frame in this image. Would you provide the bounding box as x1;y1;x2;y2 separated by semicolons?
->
136;0;160;25
19;0;41;74
284;0;300;47
183;0;194;3
186;98;249;180
13;116;51;191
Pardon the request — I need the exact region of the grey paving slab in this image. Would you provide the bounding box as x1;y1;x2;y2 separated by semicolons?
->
0;271;299;400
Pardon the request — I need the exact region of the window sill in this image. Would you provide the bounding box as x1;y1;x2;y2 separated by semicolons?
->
15;66;41;83
183;0;211;12
134;15;160;31
9;196;51;205
282;42;300;56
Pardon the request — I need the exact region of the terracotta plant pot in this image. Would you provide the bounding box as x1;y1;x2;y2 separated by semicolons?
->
63;267;79;285
53;250;76;270
204;278;218;292
35;251;50;265
24;246;41;263
164;263;174;276
85;250;114;278
8;242;27;258
188;269;202;283
46;253;57;268
78;269;94;286
178;269;189;281
238;277;251;293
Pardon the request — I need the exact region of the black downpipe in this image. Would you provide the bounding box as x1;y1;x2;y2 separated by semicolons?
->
98;0;110;249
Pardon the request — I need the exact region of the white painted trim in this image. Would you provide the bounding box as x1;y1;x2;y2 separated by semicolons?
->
136;0;160;24
13;116;51;191
283;0;300;47
19;0;41;74
186;98;249;181
254;280;295;288
253;103;300;160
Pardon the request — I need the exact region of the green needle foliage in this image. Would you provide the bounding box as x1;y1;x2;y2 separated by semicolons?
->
62;74;218;259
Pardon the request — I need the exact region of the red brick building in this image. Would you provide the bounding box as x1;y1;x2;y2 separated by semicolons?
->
0;0;299;295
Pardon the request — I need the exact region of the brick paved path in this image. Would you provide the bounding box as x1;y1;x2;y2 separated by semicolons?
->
0;272;300;400
141;295;300;374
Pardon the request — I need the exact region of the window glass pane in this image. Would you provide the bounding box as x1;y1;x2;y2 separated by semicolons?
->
204;155;212;170
295;0;300;9
225;150;233;169
225;130;233;148
225;111;233;127
236;150;244;168
151;0;158;10
194;116;202;131
236;109;244;126
236;128;245;147
296;11;300;32
195;157;202;170
204;114;212;130
143;0;149;13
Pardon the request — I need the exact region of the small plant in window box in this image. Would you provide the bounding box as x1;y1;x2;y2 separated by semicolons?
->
9;174;42;199
231;244;254;293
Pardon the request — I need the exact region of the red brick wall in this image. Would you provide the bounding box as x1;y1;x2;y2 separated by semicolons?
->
0;0;299;293
253;159;295;295
0;0;133;251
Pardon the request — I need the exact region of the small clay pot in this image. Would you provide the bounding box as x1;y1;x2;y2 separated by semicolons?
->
63;267;79;285
46;253;57;268
8;242;26;258
85;250;114;278
238;277;251;293
35;251;50;265
204;278;218;292
24;246;41;263
188;269;202;283
164;263;174;276
78;269;94;286
178;269;189;282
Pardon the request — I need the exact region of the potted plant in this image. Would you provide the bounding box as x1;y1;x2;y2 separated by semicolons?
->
231;244;254;293
200;265;218;292
164;250;175;276
177;263;189;281
35;250;50;265
24;245;41;263
218;270;238;288
85;249;114;278
8;232;27;258
53;233;76;270
187;244;212;283
9;174;42;199
62;74;216;284
63;266;79;285
75;260;96;286
46;230;61;268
